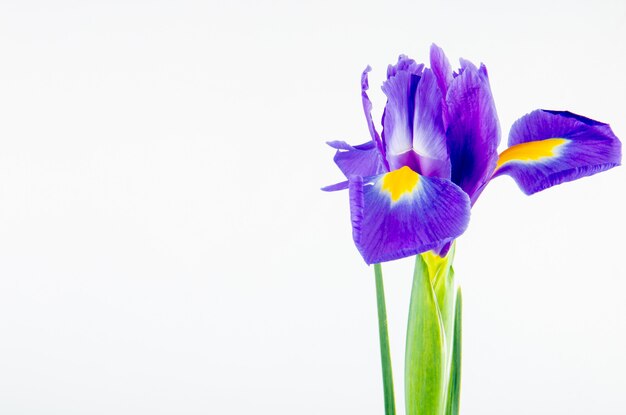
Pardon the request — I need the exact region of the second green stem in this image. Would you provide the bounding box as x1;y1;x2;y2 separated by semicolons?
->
374;263;396;415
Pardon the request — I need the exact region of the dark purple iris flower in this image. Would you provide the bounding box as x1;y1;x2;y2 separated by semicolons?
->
324;44;621;265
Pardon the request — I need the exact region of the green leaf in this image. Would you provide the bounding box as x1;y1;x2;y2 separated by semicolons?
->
445;287;462;415
431;249;457;371
405;254;446;415
406;247;462;415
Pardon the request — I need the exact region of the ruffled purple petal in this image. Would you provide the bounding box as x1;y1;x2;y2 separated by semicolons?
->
387;55;424;79
361;66;388;169
349;167;471;264
445;60;501;203
492;110;622;195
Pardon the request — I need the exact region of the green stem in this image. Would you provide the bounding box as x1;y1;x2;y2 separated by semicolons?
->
374;263;396;415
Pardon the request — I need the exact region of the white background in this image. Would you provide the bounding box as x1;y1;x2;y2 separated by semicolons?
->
0;1;625;414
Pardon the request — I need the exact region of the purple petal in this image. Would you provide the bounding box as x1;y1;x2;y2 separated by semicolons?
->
326;140;387;179
380;61;450;177
430;44;453;98
387;55;424;79
349;167;471;264
321;180;349;192
492;110;622;195
381;68;421;170
361;66;388;168
458;58;477;72
412;69;451;179
379;55;426;170
327;140;376;151
445;60;501;203
435;241;453;257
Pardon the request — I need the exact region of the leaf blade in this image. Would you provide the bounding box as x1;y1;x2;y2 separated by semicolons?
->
405;255;446;415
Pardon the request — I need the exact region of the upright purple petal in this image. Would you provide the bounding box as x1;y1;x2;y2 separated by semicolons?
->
412;69;451;179
430;44;453;98
445;60;500;203
381;67;421;171
349;166;471;264
380;56;450;177
380;55;425;169
492;110;621;195
458;58;477;72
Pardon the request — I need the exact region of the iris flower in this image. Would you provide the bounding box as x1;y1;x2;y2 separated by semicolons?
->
324;45;621;415
324;44;621;265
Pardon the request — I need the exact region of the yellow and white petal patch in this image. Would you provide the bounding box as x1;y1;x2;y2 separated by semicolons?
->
381;166;421;202
495;138;568;171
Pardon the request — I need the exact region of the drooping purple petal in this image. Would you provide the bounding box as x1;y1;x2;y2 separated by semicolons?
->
508;110;617;146
322;139;387;192
349;166;471;264
492;110;621;195
445;60;501;203
327;140;387;178
321;180;349;192
361;66;388;169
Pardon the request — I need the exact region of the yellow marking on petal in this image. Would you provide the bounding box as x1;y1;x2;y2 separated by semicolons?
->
381;166;420;202
495;138;568;171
